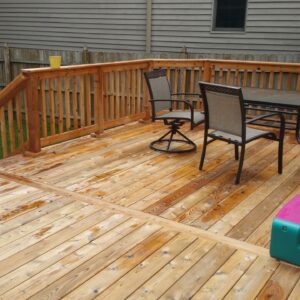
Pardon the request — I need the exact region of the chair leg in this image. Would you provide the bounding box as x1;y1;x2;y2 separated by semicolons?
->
278;135;284;174
199;133;208;170
235;144;245;184
167;131;174;150
157;129;172;142
234;144;239;160
150;122;196;153
176;129;195;145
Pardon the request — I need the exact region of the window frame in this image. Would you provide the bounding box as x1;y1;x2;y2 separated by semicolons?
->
212;0;248;32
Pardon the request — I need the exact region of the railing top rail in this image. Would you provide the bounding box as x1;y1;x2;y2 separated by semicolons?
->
22;59;154;76
21;58;300;78
0;73;28;106
205;58;300;67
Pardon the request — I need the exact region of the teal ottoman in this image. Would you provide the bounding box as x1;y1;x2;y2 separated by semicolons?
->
270;194;300;266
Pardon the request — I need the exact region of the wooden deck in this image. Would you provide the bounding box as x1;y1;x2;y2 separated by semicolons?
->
0;121;299;299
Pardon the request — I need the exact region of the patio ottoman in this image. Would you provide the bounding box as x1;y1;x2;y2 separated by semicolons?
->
270;194;300;266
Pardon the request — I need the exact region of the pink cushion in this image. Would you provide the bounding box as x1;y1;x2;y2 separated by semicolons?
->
276;194;300;225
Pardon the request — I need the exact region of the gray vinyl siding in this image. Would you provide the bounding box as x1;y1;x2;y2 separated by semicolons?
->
152;0;300;55
0;0;147;51
0;0;299;59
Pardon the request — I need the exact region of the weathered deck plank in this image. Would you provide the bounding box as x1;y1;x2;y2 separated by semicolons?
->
0;121;299;299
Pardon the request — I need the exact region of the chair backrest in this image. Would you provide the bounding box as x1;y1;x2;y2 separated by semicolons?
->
199;82;246;137
144;69;172;117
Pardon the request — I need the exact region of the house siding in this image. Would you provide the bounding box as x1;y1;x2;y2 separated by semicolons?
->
151;0;300;54
0;0;147;51
0;0;299;60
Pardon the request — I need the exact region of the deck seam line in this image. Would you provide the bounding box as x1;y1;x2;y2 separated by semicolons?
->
0;170;270;258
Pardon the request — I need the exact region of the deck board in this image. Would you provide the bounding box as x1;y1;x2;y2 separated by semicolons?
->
0;121;299;299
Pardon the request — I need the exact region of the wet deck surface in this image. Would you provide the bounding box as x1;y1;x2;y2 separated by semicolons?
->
0;121;299;299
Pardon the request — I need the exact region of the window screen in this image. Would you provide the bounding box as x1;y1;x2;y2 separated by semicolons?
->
214;0;247;31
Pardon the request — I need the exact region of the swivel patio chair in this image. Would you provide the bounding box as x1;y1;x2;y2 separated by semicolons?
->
144;69;205;153
199;82;285;184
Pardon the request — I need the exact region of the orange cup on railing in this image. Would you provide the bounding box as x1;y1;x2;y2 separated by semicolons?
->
49;56;62;68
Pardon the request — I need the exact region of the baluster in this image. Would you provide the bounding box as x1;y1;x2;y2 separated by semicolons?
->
121;71;126;117
40;79;47;137
7;100;15;153
103;73;109;120
143;65;151;120
115;71;120;119
182;69;187;109
57;77;63;133
174;69;179;109
79;76;85;127
64;78;71;130
234;69;239;86
0;105;7;157
131;69;136;115
49;78;56;135
268;71;274;89
109;72;115;119
94;69;104;134
242;69;248;87
15;93;24;150
137;69;141;114
126;70;131;115
85;74;92;126
72;76;78;129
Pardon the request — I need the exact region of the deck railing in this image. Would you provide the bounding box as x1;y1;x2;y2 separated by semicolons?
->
0;58;300;159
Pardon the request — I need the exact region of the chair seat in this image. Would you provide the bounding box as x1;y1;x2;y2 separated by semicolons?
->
210;127;273;143
158;111;205;125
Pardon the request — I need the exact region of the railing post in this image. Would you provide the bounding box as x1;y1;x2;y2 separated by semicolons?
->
203;60;212;82
26;76;41;153
142;61;153;121
93;68;104;136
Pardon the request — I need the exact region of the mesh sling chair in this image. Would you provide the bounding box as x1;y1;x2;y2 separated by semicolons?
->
144;69;205;153
199;82;285;184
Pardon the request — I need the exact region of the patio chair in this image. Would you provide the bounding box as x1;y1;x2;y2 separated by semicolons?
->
144;69;205;153
198;82;285;184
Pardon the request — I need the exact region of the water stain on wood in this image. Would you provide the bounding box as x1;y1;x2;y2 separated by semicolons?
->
200;185;249;223
0;186;18;194
103;150;116;158
81;189;107;197
34;163;64;175
35;225;52;237
143;176;210;215
87;169;121;183
257;280;284;300
0;200;45;221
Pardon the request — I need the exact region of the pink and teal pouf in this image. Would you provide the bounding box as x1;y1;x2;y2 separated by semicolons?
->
270;194;300;266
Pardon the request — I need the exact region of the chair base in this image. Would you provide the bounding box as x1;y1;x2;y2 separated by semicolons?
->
150;122;196;153
150;138;196;153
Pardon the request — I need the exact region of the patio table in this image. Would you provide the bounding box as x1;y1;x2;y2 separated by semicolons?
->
242;87;300;143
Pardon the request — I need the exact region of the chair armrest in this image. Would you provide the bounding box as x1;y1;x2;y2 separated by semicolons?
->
246;112;285;124
247;112;285;141
172;93;201;97
149;99;193;110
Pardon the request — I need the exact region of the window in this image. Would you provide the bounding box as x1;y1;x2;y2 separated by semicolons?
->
213;0;247;31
